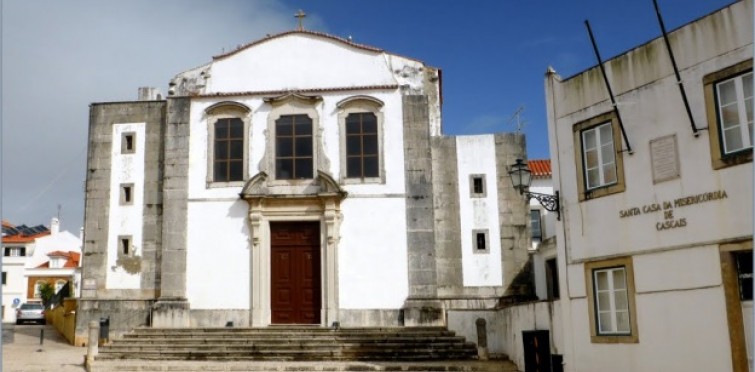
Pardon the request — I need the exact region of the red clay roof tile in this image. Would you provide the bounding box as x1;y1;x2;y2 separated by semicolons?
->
528;159;551;179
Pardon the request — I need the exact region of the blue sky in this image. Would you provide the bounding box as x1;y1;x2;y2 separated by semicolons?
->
0;0;738;230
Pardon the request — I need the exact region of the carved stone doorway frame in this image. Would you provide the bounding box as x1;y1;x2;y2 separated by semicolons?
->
240;171;345;327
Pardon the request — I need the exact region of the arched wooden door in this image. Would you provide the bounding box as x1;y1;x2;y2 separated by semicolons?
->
270;221;321;324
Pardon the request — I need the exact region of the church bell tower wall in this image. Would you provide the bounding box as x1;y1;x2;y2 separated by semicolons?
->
76;100;166;343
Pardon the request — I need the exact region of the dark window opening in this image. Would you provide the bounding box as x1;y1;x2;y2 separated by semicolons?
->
2;272;6;285
345;113;379;178
276;115;313;179
120;237;131;255
546;258;560;300
473;177;484;194
531;210;543;241
735;251;753;301
213;118;244;182
476;233;486;250
121;184;133;204
122;132;136;154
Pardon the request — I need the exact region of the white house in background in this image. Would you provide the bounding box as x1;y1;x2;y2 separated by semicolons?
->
527;159;560;302
77;28;533;345
545;1;752;371
24;220;83;304
2;220;49;322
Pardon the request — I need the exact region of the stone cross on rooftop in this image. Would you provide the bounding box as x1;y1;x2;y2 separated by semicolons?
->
295;10;306;31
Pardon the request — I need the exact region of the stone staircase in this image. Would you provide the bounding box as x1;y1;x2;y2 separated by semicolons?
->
95;326;479;362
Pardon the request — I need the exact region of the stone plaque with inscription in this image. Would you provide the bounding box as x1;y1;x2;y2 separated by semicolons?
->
650;134;680;183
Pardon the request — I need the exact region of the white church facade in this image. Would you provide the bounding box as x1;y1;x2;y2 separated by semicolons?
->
76;30;533;342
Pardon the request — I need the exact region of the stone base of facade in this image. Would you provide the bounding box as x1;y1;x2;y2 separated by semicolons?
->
338;309;403;327
402;299;445;327
75;298;155;346
152;299;191;328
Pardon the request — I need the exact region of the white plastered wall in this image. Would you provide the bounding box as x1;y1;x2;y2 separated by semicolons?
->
106;123;145;289
185;200;250;309
338;197;408;309
455;135;503;287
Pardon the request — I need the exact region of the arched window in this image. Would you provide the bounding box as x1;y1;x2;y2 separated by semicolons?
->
337;96;385;183
205;101;251;186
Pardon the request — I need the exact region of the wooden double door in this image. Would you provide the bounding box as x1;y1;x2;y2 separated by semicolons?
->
270;221;322;324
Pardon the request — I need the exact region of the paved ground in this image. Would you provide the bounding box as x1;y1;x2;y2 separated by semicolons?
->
2;323;87;372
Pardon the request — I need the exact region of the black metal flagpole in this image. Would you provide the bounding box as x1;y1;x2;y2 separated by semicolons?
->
652;0;699;136
585;20;633;154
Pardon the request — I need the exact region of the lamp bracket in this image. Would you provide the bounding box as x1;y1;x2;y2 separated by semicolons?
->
524;190;561;221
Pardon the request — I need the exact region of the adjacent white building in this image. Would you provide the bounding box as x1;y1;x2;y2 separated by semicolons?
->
545;1;753;371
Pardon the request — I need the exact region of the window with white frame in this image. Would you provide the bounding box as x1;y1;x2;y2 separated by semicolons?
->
49;257;65;269
593;266;631;335
582;122;617;190
715;71;753;155
4;247;25;257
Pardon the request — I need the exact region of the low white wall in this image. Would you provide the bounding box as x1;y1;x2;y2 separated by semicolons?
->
448;301;562;370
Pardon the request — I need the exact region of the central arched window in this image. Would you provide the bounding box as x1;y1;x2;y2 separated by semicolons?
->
275;114;313;179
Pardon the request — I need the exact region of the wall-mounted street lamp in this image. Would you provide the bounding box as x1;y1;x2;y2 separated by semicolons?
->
508;159;561;221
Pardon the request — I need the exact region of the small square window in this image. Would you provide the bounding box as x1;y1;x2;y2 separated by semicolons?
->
118;236;132;256
469;174;486;197
121;132;136;154
472;229;489;254
120;183;134;205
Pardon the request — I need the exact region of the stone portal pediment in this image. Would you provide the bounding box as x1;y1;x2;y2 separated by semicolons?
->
239;171;346;200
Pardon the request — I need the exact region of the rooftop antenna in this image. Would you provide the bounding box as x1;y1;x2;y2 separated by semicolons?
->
57;204;61;220
507;105;527;132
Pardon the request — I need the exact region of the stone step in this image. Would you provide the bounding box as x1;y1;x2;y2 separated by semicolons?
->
98;326;478;362
89;360;519;372
114;336;469;344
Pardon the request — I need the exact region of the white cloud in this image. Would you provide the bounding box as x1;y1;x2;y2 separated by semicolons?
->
1;0;311;231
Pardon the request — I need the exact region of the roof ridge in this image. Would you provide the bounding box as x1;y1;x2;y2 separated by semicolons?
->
213;30;384;61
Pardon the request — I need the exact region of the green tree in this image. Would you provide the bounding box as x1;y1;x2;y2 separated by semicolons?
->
38;282;55;308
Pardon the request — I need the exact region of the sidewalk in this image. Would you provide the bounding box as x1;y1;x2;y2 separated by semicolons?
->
2;323;86;372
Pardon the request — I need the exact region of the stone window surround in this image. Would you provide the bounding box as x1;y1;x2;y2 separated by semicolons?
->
469;174;487;198
337;95;386;185
572;111;626;202
121;132;136;154
584;256;639;344
117;235;134;257
703;59;753;170
263;94;325;186
119;183;134;205
204;101;252;188
472;229;490;254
